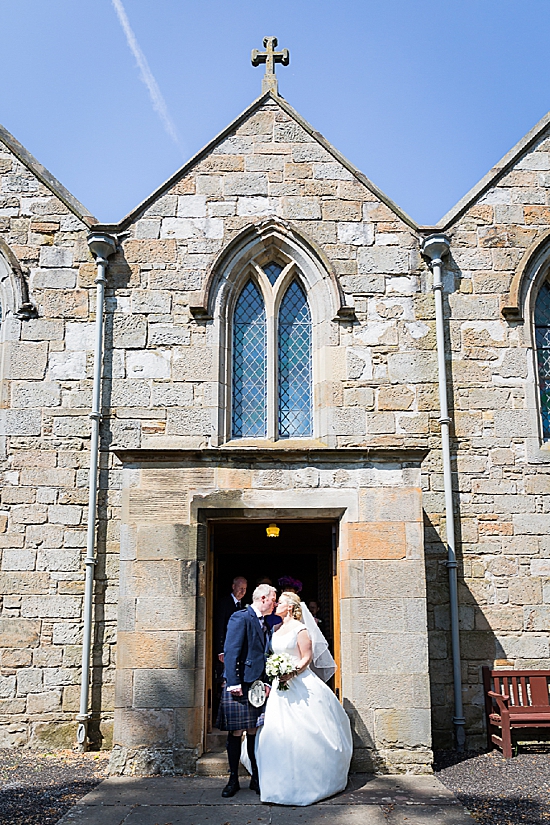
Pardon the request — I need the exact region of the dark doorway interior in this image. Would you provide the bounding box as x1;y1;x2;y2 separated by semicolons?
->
208;520;336;732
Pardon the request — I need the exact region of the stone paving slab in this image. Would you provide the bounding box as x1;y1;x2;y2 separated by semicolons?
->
56;775;475;825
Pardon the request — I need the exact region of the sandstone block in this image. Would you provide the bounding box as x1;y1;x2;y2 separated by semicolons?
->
48;505;82;526
41;289;88;318
0;572;49;594
17;668;43;693
177;195;207;218
136;525;192;561
312;162;353;180
375;708;431;748
173;347;214;381
0;409;41;436
39;246;73;267
387;352;438;383
360;487;422;523
340;275;385;294
113;708;174;748
330;408;366;436
148;325;190;347
1;649;32;667
366;412;395;434
151;383;193;407
128;490;188;524
524;605;550;632
48;351;86;380
345;522;406;560
117;632;178;669
36;548;80;572
21;318;64;342
11;381;60;409
135;597;195;631
236;196;273;216
224;173;268;196
525;475;550;494
1;549;36;571
126;350;171;379
377;386;414;411
166;408;212;437
27;689;62;714
130;289;171;315
0;618;40;648
357;246;408;275
368;633;428;675
30;268;77;289
125;239;177;263
513;513;550;535
11;504;48;525
322;200;361;221
281;197;321;219
21;595;81;619
133;668;195;708
4;341;48;380
110;379;150;408
0;676;16;699
135;219;160;239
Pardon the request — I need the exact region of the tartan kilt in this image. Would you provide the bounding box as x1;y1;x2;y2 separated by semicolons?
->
216;682;264;731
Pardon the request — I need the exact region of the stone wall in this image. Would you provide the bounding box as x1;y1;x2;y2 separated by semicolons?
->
1;88;550;762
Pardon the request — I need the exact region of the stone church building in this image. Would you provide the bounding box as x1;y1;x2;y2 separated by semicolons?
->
1;42;550;775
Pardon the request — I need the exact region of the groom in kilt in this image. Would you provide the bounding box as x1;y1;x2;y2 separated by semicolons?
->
217;583;276;797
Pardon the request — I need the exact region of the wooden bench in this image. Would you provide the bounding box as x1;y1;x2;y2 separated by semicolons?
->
483;667;550;758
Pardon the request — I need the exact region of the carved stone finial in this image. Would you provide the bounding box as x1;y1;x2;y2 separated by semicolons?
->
251;36;290;95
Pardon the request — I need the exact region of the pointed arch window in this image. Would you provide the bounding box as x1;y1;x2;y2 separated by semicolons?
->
229;259;313;441
535;280;550;438
278;281;312;438
232;280;267;438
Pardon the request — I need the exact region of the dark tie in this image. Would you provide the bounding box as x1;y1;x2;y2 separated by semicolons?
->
236;600;241;609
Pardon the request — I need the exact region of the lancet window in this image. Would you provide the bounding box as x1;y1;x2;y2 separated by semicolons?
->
230;259;313;440
535;280;550;438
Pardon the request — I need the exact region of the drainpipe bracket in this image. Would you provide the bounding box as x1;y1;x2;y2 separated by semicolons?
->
446;558;458;569
438;416;452;425
84;557;97;566
89;412;102;422
452;716;466;725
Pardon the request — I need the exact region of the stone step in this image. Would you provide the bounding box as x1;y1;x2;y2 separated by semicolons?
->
196;752;248;777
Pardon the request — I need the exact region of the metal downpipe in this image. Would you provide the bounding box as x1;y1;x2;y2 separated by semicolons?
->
421;234;466;751
76;233;117;751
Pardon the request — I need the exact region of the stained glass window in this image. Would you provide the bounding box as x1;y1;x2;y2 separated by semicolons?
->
264;262;283;285
278;281;312;437
536;280;550;438
232;280;267;438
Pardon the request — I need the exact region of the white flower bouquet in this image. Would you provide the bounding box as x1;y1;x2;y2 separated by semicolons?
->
265;652;295;691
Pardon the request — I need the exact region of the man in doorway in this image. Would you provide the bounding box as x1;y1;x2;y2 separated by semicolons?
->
215;576;248;663
217;584;276;797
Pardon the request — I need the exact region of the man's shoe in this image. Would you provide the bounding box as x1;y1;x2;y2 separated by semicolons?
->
249;775;260;794
221;777;240;798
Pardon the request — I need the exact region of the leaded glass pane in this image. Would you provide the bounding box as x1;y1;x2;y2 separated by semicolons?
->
263;262;283;285
232;280;267;438
278;281;312;438
536;281;550;438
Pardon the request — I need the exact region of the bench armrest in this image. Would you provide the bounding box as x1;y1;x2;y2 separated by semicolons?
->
488;689;510;713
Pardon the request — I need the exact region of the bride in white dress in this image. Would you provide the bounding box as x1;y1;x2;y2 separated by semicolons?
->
256;591;353;806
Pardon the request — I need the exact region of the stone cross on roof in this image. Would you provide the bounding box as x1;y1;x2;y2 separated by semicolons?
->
251;36;290;95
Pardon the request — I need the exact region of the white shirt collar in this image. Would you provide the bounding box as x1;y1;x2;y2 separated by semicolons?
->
251;604;263;619
231;593;240;605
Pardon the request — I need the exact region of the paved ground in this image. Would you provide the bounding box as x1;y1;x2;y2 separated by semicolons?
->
56;774;475;824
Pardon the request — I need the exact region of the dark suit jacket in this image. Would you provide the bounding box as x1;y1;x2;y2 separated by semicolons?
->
223;605;272;687
214;593;242;656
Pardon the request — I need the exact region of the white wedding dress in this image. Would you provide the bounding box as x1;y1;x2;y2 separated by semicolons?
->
255;621;353;806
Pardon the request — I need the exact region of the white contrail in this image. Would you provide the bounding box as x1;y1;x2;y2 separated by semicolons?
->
111;0;182;151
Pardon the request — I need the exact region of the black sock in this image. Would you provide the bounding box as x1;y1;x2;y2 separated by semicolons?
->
227;735;241;777
247;733;258;777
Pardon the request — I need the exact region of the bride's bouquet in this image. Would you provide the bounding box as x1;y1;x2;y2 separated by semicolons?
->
265;652;295;691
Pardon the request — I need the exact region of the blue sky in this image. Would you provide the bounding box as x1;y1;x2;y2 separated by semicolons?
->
3;1;550;225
